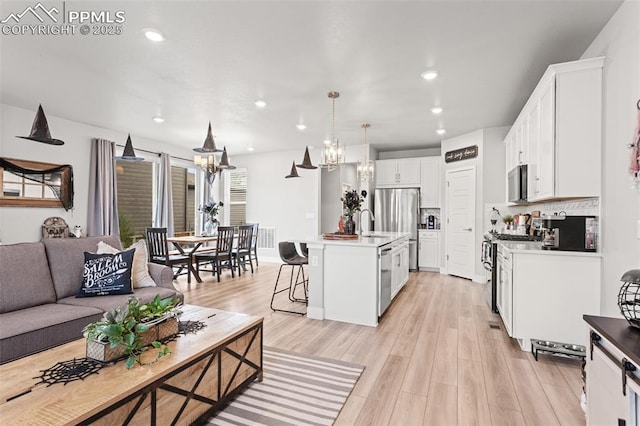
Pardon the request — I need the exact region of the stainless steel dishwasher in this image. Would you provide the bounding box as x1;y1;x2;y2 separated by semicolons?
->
378;243;393;316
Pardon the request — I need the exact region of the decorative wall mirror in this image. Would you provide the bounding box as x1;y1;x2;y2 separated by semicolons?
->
0;157;74;210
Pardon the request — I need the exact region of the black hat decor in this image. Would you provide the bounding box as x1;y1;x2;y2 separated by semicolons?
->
16;104;64;145
296;147;317;169
285;161;300;179
194;122;223;153
218;147;236;170
115;134;144;161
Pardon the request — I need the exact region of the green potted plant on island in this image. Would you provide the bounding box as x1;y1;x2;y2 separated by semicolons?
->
341;190;367;235
83;295;181;369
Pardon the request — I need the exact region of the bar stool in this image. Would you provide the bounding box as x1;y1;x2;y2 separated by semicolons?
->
270;241;307;315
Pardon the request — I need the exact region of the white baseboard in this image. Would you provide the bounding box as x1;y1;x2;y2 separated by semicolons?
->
473;274;487;284
307;306;324;320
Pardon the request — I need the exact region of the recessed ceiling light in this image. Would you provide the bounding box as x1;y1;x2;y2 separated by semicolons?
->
152;116;165;123
431;107;443;115
144;29;165;42
296;124;307;131
247;146;255;152
421;70;438;80
255;100;267;108
436;129;446;135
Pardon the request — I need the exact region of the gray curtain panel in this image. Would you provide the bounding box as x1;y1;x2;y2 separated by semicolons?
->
154;152;174;236
87;138;119;236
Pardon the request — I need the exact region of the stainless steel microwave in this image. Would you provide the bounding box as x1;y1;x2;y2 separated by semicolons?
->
508;165;528;203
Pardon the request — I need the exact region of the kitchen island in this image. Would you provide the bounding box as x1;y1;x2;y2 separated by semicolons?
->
306;232;410;327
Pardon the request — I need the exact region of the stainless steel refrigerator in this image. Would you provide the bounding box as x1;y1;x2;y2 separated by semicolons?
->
374;188;419;271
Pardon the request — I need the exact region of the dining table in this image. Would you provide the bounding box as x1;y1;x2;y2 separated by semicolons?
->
166;235;218;283
166;234;247;283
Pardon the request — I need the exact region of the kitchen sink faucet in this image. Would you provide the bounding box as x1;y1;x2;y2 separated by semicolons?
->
360;209;375;235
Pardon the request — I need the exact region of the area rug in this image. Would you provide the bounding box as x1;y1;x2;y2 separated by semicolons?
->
207;346;365;426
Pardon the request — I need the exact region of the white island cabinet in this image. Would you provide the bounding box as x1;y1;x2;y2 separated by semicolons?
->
307;232;410;327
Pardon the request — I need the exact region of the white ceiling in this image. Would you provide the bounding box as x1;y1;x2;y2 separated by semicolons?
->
0;0;622;156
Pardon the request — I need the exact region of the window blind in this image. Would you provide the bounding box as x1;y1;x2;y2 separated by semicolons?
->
228;168;247;226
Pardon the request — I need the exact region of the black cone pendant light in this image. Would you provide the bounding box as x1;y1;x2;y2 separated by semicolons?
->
296;146;317;169
115;134;144;161
285;161;300;178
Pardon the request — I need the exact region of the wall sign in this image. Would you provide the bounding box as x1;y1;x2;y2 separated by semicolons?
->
444;145;478;163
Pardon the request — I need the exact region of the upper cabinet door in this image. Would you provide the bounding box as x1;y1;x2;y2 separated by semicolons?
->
397;159;420;186
526;101;541;201
536;80;555;200
420;157;440;208
375;160;399;186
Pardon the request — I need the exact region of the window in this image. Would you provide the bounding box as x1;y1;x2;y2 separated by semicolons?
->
227;168;247;226
171;166;196;235
116;160;153;239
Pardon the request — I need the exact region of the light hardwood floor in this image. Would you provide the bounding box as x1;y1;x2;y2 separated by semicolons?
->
174;263;585;426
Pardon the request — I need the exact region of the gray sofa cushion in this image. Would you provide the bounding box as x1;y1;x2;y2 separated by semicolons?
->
0;242;57;313
43;235;122;300
0;303;103;364
57;286;179;312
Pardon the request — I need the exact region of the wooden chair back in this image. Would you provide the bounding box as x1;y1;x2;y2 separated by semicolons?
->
216;226;235;256
146;227;170;260
237;225;253;252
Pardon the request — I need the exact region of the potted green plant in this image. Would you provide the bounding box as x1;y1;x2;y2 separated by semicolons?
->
83;295;180;369
341;190;367;235
502;214;514;230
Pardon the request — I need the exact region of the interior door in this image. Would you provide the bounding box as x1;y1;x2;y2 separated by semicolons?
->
445;167;476;280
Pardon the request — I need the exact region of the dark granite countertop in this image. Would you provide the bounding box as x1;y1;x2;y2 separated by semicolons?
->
584;315;640;366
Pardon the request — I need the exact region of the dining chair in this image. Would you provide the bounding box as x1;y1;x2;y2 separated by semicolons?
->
233;224;254;275
245;223;259;267
145;227;192;282
194;226;235;282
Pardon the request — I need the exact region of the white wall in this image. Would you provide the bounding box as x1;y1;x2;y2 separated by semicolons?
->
580;0;640;317
0;104;195;244
379;147;441;160
230;149;320;260
440;127;508;282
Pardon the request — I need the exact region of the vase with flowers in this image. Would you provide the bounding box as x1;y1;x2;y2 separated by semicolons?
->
199;200;224;236
341;189;367;235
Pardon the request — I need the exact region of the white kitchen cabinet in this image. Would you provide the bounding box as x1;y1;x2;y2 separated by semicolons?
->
391;238;409;299
496;246;513;336
501;245;601;349
419;157;440;208
418;230;440;270
504;57;603;203
375;159;420;187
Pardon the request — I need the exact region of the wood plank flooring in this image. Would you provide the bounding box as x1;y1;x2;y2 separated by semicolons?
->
174;264;585;425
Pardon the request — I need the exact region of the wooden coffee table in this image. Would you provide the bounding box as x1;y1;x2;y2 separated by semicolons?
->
0;305;263;425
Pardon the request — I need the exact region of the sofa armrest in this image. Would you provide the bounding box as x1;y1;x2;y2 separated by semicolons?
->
147;262;174;289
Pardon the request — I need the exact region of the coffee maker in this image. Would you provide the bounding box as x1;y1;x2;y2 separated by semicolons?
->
540;215;598;252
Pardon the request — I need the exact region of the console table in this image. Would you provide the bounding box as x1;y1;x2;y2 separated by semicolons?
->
0;305;263;425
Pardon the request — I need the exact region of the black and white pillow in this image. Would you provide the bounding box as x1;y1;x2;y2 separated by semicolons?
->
77;248;135;297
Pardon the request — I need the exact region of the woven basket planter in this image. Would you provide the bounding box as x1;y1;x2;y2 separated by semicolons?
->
86;317;179;363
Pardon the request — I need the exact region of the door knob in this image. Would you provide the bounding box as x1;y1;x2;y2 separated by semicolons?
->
463;227;472;231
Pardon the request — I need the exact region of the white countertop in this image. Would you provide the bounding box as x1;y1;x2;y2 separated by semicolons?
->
307;231;410;248
497;241;602;257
